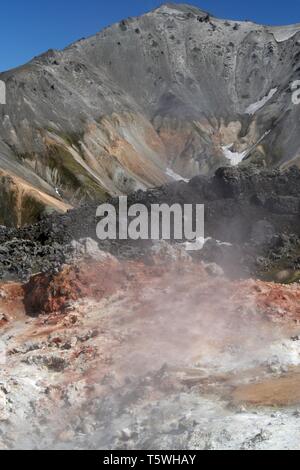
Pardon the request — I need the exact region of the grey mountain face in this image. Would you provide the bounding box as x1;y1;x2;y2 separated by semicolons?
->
1;3;300;226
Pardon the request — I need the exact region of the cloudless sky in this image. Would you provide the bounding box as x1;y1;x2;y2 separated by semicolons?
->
1;0;300;72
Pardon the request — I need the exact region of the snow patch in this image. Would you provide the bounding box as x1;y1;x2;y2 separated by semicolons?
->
222;144;247;166
183;237;211;251
182;237;232;252
245;88;277;115
166;168;189;183
269;25;300;43
55;187;62;197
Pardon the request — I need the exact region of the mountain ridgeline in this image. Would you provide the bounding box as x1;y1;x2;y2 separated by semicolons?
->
1;3;300;225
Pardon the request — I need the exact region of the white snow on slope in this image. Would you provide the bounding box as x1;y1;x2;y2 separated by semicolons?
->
166;167;189;183
222;144;247;166
245;88;277;115
183;237;211;251
183;237;232;252
269;24;300;43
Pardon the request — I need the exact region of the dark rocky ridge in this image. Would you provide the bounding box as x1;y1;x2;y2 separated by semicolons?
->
1;165;300;281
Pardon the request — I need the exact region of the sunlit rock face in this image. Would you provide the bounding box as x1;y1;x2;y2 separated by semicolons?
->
1;3;300;224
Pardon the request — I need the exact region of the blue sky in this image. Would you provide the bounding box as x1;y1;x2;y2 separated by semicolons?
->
1;0;300;72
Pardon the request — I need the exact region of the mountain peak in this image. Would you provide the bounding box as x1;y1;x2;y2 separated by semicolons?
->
154;3;210;17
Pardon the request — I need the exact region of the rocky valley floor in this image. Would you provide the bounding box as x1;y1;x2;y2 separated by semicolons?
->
1;245;300;449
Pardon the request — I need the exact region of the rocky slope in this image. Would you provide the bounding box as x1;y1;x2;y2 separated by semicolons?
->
2;3;300;224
